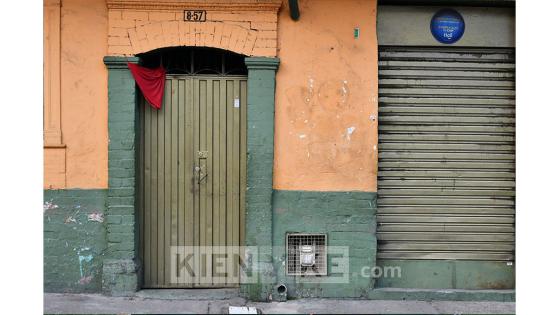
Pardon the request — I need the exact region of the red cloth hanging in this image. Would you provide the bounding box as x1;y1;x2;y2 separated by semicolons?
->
127;63;166;110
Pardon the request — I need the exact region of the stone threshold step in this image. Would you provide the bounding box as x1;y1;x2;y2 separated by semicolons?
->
135;288;241;300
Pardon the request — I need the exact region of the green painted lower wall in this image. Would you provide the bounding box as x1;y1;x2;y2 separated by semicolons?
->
44;189;108;293
375;259;515;290
272;190;377;298
368;288;515;302
43;187;514;298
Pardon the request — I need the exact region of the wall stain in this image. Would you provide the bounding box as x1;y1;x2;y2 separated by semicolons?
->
78;275;93;285
284;77;369;174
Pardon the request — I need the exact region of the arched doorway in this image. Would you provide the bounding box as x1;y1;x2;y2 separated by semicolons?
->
137;47;248;288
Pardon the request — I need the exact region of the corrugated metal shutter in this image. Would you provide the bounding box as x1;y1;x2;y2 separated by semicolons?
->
377;46;515;261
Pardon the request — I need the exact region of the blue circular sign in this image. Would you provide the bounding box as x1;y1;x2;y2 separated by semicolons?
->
430;9;465;44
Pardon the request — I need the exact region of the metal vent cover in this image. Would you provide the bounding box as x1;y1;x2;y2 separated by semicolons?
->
286;233;327;276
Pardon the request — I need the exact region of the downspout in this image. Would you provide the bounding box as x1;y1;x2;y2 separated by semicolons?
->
289;0;300;21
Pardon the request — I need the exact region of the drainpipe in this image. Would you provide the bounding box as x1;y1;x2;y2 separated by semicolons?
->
289;0;300;21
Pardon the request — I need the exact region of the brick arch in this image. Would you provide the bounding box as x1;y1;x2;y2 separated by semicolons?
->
125;21;260;56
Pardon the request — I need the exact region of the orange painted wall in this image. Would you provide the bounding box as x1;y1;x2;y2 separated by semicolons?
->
273;0;378;192
44;0;109;189
45;0;378;192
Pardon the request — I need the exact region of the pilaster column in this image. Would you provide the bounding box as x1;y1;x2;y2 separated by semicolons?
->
243;57;280;301
102;56;141;296
43;0;63;146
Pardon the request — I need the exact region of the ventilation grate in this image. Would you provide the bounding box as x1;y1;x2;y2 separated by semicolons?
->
286;233;327;276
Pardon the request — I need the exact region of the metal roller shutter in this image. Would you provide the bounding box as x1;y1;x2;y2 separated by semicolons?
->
377;46;515;261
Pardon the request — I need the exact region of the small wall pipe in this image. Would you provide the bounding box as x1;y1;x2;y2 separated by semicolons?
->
273;283;288;302
289;0;300;21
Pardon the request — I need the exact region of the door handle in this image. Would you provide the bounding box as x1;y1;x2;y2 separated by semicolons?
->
195;166;207;183
199;172;207;183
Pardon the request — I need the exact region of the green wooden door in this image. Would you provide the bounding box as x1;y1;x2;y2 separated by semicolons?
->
139;75;247;288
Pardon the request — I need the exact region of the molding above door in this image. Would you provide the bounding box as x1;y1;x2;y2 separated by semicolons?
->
107;0;282;11
106;0;281;57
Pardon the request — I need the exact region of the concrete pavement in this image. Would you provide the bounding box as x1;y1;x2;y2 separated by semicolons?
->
44;292;515;314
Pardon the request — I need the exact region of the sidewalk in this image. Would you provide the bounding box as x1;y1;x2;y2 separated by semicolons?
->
44;292;516;314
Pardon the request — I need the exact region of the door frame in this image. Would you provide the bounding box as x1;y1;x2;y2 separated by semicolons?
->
102;55;279;297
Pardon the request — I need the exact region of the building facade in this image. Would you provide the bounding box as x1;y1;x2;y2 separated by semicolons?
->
44;0;515;301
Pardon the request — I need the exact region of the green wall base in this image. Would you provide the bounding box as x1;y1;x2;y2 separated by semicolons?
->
240;261;277;302
102;259;140;296
44;189;108;293
368;288;515;302
375;260;515;290
272;190;378;299
44;189;516;301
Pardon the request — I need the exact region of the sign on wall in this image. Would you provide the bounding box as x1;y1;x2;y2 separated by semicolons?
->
184;10;206;22
430;9;465;44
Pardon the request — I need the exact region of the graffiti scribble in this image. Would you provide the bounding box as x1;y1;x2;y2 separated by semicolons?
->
77;247;94;278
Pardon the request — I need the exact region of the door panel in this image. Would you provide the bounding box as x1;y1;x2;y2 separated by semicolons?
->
139;75;247;288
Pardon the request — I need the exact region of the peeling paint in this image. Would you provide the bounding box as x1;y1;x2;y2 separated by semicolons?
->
64;209;80;224
306;77;315;104
43;200;59;212
341;80;349;103
299;134;307;139
87;212;104;223
346;126;356;140
64;216;77;224
369;114;376;121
